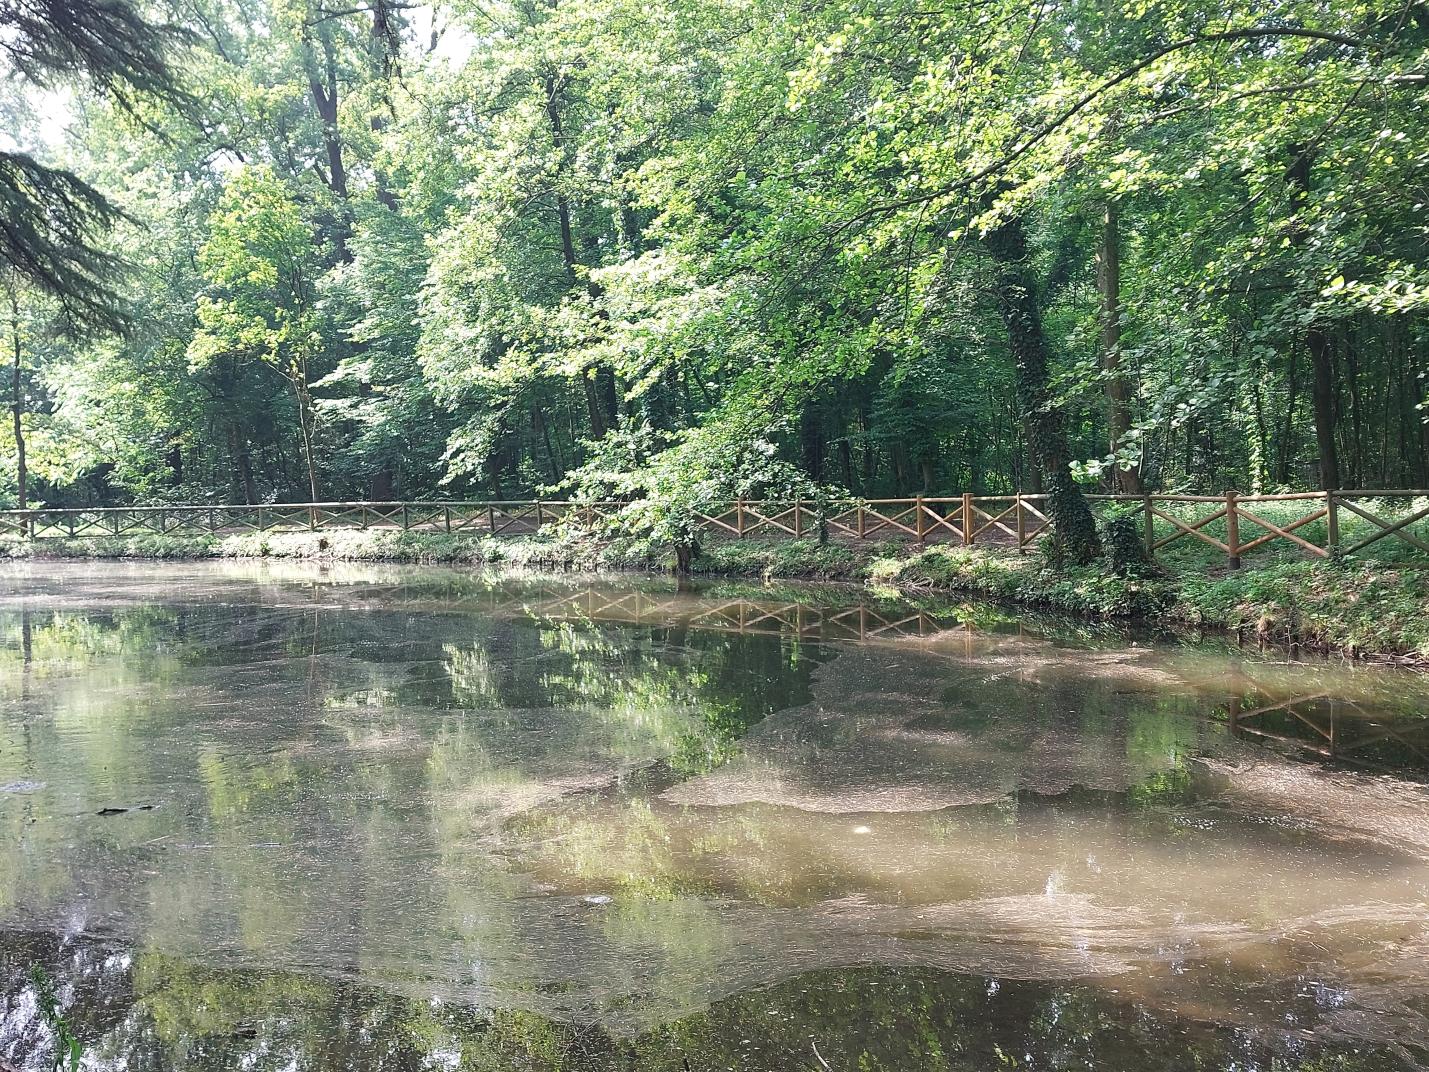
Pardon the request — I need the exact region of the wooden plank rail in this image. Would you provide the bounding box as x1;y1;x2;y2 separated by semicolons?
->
3;491;1427;567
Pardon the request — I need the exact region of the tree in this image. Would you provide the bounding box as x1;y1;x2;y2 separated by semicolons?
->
5;0;1426;522
3;269;29;513
0;0;188;331
190;168;328;502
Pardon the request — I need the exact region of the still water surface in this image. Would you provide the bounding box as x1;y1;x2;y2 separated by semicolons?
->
2;561;1429;1070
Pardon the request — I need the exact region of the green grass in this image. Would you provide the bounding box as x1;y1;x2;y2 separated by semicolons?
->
1173;561;1429;658
0;528;669;571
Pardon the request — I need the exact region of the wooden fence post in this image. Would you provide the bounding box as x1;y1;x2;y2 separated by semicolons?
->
1015;493;1026;552
915;495;926;543
794;496;803;538
962;493;973;546
536;501;544;530
444;505;452;533
856;502;865;539
1225;490;1241;570
401;504;410;532
1325;489;1340;557
736;498;745;538
1143;495;1154;558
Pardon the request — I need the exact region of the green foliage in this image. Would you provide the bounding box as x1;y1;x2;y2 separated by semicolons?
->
560;413;838;546
5;0;1428;541
0;0;188;331
1100;505;1157;578
871;545;1175;618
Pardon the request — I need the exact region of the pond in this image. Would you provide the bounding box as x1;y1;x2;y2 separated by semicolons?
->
2;560;1428;1071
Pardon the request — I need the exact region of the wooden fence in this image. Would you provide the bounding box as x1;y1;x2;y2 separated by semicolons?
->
2;490;1427;567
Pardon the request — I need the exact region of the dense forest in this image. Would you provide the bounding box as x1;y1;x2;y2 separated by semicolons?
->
3;0;1427;556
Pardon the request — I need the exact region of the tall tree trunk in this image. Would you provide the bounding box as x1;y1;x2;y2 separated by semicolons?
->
369;0;401;211
593;365;619;431
800;402;825;483
1287;145;1339;490
166;438;184;486
1250;352;1270;492
1344;323;1362;488
984;212;1100;564
303;23;348;200
1306;328;1339;490
543;69;618;441
226;423;258;505
533;402;559;481
1020;417;1043;494
8;284;26;518
292;382;320;502
581;371;609;439
1097;200;1141;492
370;467;394;500
1275;348;1298;485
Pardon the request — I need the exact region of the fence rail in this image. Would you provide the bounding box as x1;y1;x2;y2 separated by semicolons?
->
2;490;1427;567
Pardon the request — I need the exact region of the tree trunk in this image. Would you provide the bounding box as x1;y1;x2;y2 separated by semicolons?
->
984;212;1100;564
593;364;619;432
1097;200;1141;492
369;1;401;211
1287;145;1339;490
1020;417;1043;493
225;424;241;503
304;23;348;200
370;467;394;500
292;381;320;502
800;403;825;483
1344;323;1362;488
532;402;559;481
543;69;618;441
1275;348;1298;485
166;439;184;486
8;283;26;518
581;371;609;439
1307;328;1340;490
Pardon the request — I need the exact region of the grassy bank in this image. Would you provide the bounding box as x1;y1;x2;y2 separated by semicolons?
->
4;528;1427;663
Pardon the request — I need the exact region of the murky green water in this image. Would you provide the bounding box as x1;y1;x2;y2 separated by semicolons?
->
2;561;1429;1071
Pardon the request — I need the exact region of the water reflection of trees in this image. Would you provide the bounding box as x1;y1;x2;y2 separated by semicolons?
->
0;932;1406;1072
0;589;824;1003
4;573;1429;1071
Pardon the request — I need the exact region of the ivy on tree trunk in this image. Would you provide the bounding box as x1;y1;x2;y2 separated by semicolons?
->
983;212;1101;565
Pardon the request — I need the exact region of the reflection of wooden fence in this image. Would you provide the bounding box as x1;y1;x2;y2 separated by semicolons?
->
1226;693;1429;774
527;587;952;643
3;490;1427;567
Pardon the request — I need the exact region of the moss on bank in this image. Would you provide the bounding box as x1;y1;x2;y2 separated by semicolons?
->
4;529;1427;663
867;544;1429;660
